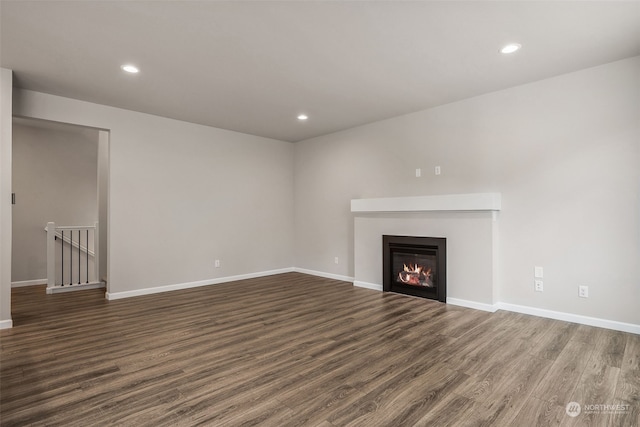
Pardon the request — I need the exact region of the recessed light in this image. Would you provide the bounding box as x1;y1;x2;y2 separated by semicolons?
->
500;43;522;54
121;64;139;74
297;114;308;121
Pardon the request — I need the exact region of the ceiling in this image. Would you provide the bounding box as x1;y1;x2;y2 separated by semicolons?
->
2;1;639;143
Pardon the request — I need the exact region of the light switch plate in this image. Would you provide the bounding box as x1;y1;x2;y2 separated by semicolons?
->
534;266;543;278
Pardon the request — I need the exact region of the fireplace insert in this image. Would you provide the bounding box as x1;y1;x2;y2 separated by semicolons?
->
383;235;446;302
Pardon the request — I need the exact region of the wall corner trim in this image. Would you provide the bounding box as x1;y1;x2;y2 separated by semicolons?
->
353;280;383;291
11;279;47;288
495;302;640;335
447;297;498;313
292;268;353;283
0;319;13;329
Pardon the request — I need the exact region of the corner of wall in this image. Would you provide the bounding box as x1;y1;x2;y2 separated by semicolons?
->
491;211;500;305
1;68;14;327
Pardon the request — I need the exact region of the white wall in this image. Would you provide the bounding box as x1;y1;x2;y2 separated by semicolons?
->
0;68;13;328
13;90;295;296
12;122;98;283
294;56;640;325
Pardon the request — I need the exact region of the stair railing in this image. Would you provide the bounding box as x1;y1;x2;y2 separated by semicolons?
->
45;221;102;293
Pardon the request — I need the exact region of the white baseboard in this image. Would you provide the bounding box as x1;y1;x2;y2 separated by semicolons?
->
353;280;383;291
46;282;105;294
349;278;638;334
19;266;634;335
351;286;499;312
105;267;295;300
12;279;47;288
496;302;640;335
447;297;498;313
0;267;640;335
292;268;353;283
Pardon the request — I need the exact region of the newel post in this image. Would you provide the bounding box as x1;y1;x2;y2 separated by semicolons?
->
46;222;56;289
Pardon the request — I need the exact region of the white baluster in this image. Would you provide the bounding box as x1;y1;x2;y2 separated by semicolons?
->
46;222;56;294
94;222;99;283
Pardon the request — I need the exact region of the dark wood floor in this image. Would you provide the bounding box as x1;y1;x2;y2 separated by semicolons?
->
1;273;638;426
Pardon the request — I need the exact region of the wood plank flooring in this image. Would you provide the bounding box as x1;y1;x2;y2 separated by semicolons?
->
1;272;638;426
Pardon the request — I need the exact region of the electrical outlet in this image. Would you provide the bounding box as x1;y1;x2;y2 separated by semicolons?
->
334;257;339;265
534;280;543;292
579;285;588;298
215;259;221;268
415;168;421;178
534;266;543;278
434;166;441;175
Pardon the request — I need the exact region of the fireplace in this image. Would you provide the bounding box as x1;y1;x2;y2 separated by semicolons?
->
383;235;446;302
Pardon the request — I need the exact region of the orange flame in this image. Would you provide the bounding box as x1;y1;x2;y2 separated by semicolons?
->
403;263;423;274
398;264;432;286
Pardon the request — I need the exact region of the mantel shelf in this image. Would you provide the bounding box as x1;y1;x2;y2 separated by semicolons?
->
350;193;501;213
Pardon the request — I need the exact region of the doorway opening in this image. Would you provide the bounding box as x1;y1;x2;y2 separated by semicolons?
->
11;117;109;300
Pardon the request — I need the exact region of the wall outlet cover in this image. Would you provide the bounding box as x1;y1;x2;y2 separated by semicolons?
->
534;280;543;292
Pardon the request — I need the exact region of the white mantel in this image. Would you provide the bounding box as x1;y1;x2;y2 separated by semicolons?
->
351;193;501;213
